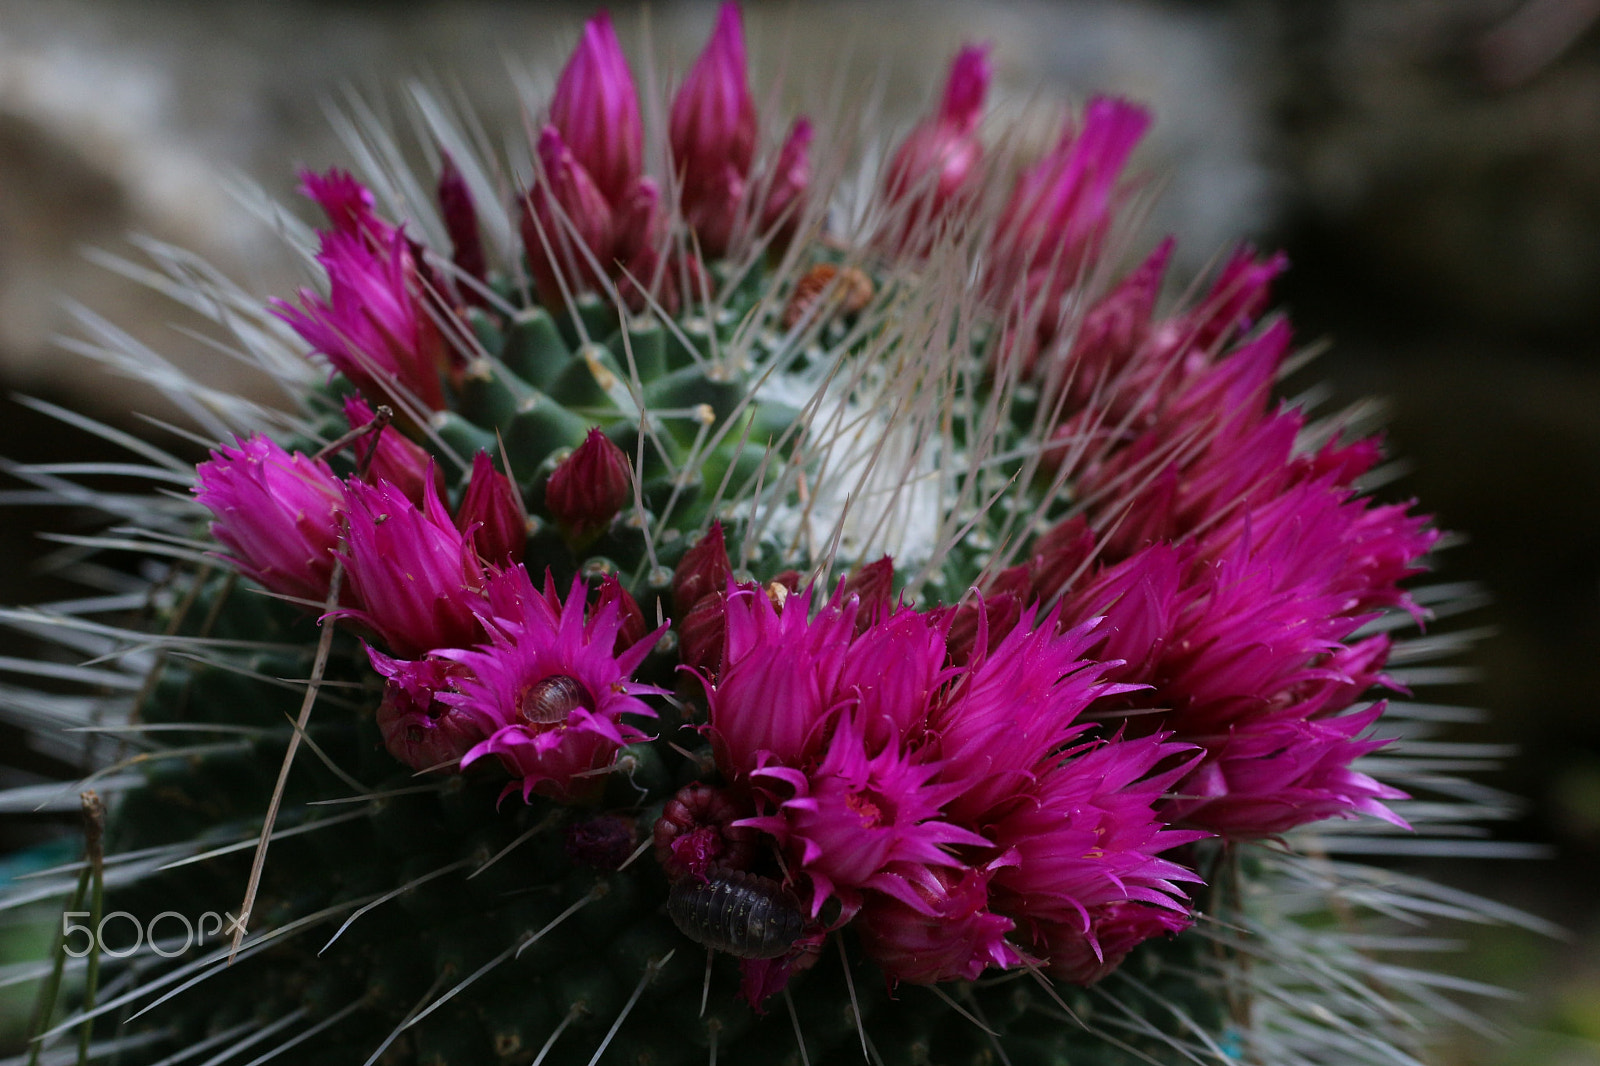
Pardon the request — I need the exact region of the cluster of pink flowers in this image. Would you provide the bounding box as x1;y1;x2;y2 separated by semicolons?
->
874;44;1438;843
196;423;657;800
668;531;1203;990
200;210;653;798
947;240;1436;839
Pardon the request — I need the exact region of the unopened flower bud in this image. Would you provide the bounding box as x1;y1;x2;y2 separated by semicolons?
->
369;650;482;772
883;44;991;249
339;476;488;657
840;555;895;625
523;125;618;305
678;589;731;676
436;152;487;292
671;2;758;257
544;427;632;546
548;11;643;206
672;522;732;616
456;451;528;565
271;226;449;412
595;574;648;652
760;117;813;247
343;396;441;507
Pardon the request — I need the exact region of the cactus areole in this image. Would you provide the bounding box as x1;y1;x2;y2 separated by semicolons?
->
7;6;1498;1066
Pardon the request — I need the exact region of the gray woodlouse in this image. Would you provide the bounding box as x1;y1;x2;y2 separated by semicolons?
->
667;870;805;959
517;674;586;725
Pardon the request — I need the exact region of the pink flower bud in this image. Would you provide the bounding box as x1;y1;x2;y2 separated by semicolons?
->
455;451;528;566
839;556;894;627
594;574;648;653
338;476;488;657
1023;513;1098;603
522;125;619;307
941;590;1022;666
671;3;758;257
759;117;813;247
991;96;1150;307
436;152;487;293
883;45;990;232
368;650;483;772
544;427;632;545
677;588;734;677
342;396;441;508
672;522;732;616
193;435;346;604
549;11;643;206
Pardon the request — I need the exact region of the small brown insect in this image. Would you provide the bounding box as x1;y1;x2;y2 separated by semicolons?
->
667;870;805;959
517;674;586;725
782;264;874;329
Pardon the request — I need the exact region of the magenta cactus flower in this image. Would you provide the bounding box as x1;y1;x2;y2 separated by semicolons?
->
440;570;665;803
991;96;1150;309
706;584;858;777
337;474;488;657
831;604;951;749
930;607;1140;826
192;433;346;604
744;716;991;918
271;224;449;412
671;3;758;257
1164;704;1409;838
297;166;387;240
991;734;1204;979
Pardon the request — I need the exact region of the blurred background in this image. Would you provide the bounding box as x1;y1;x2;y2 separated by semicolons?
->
1;0;1598;1061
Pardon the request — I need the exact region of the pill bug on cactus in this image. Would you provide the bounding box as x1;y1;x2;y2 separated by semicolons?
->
517;673;588;725
668;870;808;960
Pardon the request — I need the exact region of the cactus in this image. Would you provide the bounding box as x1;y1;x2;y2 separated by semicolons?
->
3;7;1535;1066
